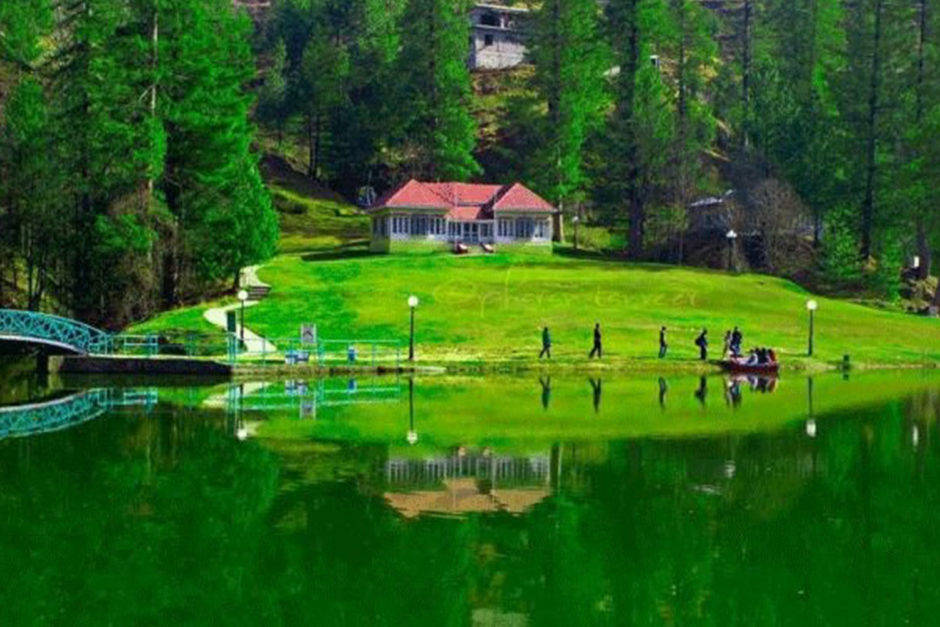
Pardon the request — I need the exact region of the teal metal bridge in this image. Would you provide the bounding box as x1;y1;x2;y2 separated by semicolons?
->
0;388;158;440
0;309;112;355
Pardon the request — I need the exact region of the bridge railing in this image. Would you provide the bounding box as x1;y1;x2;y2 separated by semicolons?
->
0;309;112;355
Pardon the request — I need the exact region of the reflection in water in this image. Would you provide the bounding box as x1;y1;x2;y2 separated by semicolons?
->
0;375;937;625
540;376;551;410
384;447;553;518
695;375;708;407
659;377;668;409
589;377;602;413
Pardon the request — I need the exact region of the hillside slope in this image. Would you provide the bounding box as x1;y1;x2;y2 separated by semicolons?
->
134;251;940;368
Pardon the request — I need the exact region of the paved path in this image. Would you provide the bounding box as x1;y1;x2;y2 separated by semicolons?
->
203;266;278;355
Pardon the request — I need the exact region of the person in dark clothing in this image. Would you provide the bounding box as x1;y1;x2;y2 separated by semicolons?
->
695;328;709;361
589;323;602;359
539;326;552;359
658;326;668;358
730;327;743;357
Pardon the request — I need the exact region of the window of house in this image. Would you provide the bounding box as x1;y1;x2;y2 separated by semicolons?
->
534;220;549;239
516;218;534;239
484;34;494;47
497;218;512;238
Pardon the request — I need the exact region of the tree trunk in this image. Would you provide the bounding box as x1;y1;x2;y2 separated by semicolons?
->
741;0;752;146
623;0;642;259
860;0;884;260
306;112;315;178
916;219;931;281
313;111;322;182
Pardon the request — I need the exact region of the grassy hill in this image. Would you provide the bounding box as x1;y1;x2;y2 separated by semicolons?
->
260;155;369;254
129;153;939;370
134;247;940;369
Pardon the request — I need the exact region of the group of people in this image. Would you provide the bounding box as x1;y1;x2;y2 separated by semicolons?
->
538;323;775;363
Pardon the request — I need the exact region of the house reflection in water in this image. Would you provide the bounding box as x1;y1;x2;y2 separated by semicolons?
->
383;448;552;518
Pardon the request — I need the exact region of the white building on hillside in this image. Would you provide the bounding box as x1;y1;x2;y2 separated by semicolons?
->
469;4;531;70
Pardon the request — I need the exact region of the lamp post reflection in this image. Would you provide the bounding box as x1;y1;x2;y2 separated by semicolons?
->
406;378;418;446
805;377;816;439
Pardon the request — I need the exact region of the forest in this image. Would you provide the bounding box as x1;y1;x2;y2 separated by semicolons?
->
1;0;938;327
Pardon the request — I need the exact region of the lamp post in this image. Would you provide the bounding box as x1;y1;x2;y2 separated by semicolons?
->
237;289;249;346
572;214;581;252
725;229;738;272
806;299;818;357
408;295;419;362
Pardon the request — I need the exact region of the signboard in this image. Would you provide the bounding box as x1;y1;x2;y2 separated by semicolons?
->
301;324;317;345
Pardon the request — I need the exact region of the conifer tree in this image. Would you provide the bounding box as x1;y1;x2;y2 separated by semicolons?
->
397;0;479;181
529;0;609;234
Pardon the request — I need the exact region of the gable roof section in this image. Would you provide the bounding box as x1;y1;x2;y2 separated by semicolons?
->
492;183;555;212
374;180;555;215
374;179;450;209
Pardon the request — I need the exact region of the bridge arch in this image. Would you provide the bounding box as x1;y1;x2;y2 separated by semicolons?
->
0;310;111;355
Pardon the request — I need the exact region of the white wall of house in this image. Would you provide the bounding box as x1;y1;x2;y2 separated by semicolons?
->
372;211;553;246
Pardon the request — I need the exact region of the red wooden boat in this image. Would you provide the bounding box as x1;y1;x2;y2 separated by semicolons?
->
719;357;780;375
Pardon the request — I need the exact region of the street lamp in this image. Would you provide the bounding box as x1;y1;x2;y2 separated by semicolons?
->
806;299;818;356
407;295;419;362
725;229;738;272
572;214;581;252
237;289;249;346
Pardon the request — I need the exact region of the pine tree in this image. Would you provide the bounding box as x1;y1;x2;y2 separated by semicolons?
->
602;0;674;258
397;0;479;181
158;0;277;298
529;0;609;234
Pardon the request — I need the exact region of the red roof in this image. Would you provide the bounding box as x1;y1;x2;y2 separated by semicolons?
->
373;180;555;219
493;183;557;212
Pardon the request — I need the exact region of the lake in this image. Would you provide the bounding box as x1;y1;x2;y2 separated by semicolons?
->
0;370;938;625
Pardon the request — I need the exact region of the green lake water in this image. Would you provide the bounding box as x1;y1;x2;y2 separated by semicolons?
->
0;370;938;625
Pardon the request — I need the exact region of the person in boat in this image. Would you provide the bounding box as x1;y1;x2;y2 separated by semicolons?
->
722;330;732;358
659;326;668;358
731;327;743;357
768;348;777;364
589;323;603;359
744;349;758;366
695;329;709;360
540;326;552;359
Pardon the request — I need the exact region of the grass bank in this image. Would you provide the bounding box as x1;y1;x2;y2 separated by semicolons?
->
133;249;940;370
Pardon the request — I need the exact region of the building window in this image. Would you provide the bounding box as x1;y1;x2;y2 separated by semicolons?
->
498;218;513;238
412;215;428;236
484;34;494;47
480;12;500;27
392;215;411;235
534;220;549;239
515;218;534;239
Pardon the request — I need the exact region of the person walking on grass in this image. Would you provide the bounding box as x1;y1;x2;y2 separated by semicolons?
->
540;326;552;359
659;326;668;358
695;328;709;361
589;323;603;359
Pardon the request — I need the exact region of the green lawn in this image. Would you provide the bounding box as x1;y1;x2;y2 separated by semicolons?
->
133;250;940;368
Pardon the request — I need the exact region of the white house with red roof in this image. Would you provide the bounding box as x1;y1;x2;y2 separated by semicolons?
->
368;180;556;253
